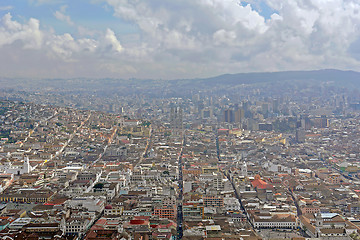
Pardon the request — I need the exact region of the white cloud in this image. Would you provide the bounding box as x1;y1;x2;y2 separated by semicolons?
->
101;0;360;78
2;0;360;79
103;28;123;52
0;13;124;59
0;13;43;49
54;5;74;26
77;26;98;37
28;0;64;6
0;13;132;78
0;6;13;11
45;33;98;60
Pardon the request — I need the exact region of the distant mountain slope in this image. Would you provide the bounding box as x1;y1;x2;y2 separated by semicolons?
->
182;69;360;87
1;69;360;93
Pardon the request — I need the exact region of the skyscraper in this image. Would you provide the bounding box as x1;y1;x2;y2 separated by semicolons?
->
170;106;183;129
223;109;234;123
234;108;244;123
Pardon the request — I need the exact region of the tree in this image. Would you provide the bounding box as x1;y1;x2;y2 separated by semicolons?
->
141;121;151;127
93;183;104;189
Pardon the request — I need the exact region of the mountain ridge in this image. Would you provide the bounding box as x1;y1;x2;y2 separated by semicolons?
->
194;69;360;84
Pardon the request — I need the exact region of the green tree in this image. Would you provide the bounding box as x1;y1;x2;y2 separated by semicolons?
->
94;183;104;189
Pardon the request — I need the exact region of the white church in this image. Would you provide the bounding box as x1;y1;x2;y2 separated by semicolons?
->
0;156;33;175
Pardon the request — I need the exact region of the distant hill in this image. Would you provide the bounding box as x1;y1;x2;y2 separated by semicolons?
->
173;69;360;88
1;69;360;94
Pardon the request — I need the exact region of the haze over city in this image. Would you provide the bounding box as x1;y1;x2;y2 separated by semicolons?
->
3;1;360;240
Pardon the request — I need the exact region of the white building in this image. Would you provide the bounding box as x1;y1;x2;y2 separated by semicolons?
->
8;218;32;230
65;196;105;213
93;182;119;201
263;161;292;174
0;157;32;175
223;197;241;211
183;181;193;193
65;216;94;235
251;212;297;229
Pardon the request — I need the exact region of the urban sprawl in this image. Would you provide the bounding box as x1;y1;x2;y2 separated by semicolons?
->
1;84;360;240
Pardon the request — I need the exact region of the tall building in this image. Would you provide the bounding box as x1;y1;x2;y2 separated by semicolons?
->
242;101;249;112
234;108;244;123
224;109;234;123
321;115;329;128
301;115;311;130
261;103;269;115
272;99;279;113
242;101;252;118
170;106;183;129
296;128;306;143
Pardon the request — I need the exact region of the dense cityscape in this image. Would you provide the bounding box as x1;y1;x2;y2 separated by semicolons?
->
1;74;360;240
2;0;360;239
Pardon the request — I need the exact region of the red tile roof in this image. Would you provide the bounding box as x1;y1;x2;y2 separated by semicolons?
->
251;179;273;189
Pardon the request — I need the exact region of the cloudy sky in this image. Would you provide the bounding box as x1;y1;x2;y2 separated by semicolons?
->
1;0;360;80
